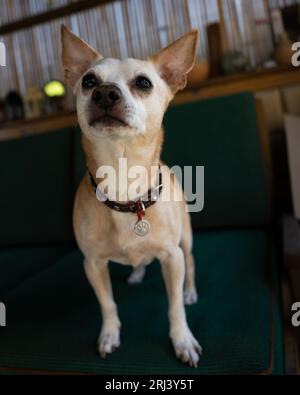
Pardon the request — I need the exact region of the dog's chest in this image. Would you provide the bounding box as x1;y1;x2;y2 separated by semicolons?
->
109;212;157;267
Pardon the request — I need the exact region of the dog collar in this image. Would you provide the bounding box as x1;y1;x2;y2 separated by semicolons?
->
88;166;163;237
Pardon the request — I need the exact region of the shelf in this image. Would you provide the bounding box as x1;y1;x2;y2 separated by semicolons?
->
173;66;300;105
0;112;77;141
1;66;300;141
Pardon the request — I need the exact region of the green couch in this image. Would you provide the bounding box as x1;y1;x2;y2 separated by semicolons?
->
0;93;284;375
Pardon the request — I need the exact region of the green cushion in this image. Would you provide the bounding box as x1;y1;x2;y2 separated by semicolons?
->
162;93;271;228
0;230;283;374
0;130;74;246
0;244;74;298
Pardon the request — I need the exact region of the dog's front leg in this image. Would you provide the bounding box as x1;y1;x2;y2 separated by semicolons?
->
160;248;202;368
84;259;121;358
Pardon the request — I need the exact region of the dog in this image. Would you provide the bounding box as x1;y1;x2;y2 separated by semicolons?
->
61;25;202;368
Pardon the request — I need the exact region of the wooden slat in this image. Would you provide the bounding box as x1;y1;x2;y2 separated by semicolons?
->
0;0;122;35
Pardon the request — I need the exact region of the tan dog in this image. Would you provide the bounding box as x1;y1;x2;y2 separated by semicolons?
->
61;25;202;368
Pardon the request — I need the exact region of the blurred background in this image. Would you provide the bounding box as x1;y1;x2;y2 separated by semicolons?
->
0;0;300;375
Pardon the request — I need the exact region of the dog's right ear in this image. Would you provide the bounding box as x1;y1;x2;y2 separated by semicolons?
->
151;30;198;95
61;25;102;90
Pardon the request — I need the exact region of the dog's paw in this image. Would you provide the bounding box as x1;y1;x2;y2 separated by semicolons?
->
98;331;120;358
184;288;198;305
172;331;203;368
127;266;146;284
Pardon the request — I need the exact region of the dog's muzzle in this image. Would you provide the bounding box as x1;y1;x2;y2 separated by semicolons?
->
89;84;128;127
92;84;122;110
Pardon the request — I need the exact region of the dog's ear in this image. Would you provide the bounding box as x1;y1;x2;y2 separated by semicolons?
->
151;30;198;94
61;25;102;90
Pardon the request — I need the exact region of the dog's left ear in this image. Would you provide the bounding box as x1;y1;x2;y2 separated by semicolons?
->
151;30;198;94
61;25;102;90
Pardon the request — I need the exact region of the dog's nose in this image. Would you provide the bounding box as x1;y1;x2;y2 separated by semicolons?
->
92;85;122;109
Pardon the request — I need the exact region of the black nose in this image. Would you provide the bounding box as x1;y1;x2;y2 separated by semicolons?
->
92;85;122;109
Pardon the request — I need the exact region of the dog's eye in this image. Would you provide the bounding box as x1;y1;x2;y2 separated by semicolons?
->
134;76;153;91
82;73;97;89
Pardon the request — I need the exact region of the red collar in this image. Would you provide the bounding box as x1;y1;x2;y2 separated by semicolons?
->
88;167;163;220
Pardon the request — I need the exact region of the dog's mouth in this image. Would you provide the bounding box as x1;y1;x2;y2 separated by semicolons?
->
89;114;128;128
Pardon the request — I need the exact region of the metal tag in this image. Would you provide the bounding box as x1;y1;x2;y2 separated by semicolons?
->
134;219;151;237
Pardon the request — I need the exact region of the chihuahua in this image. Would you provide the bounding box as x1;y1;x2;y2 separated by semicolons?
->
61;25;202;368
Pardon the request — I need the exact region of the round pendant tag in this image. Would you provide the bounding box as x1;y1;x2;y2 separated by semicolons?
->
134;219;150;237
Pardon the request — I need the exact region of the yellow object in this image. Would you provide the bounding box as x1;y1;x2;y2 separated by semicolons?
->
44;80;66;97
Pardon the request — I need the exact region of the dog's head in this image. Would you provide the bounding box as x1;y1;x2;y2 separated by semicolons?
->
61;25;198;138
